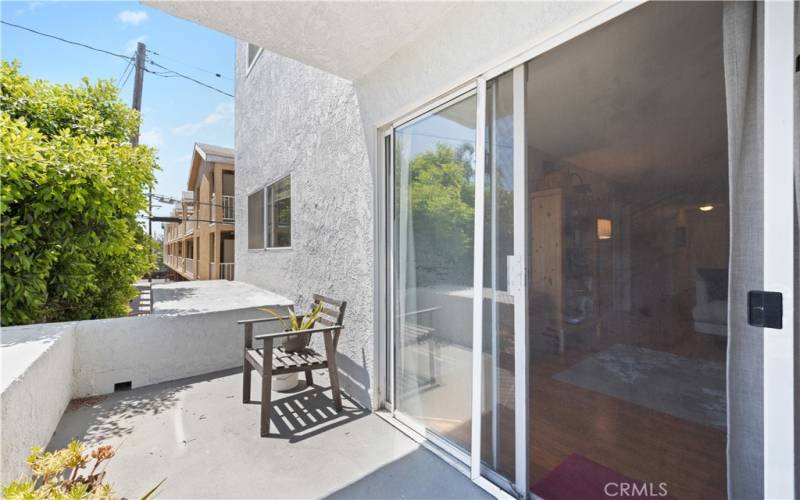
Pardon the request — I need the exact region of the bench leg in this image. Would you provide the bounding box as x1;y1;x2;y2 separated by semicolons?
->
243;358;252;403
324;332;343;412
243;323;253;404
261;339;274;437
305;369;314;386
428;338;436;385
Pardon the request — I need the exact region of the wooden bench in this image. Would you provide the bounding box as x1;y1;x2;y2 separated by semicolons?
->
239;294;347;436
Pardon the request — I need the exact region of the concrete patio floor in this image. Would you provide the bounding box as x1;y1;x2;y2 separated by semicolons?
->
49;368;489;499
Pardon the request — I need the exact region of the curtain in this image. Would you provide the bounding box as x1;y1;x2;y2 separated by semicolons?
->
723;2;764;498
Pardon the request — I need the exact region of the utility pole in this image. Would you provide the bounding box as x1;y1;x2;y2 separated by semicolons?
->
131;42;145;145
130;42;153;285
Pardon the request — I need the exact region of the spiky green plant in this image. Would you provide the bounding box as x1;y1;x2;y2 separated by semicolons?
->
259;301;324;331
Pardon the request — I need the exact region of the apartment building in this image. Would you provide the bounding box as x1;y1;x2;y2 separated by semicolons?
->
163;143;235;281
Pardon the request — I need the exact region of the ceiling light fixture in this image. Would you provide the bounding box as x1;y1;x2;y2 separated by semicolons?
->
699;205;714;212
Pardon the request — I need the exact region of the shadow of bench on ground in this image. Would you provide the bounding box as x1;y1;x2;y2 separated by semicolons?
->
247;382;369;443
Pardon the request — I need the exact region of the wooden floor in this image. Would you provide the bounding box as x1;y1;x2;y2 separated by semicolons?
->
398;298;727;499
466;305;727;499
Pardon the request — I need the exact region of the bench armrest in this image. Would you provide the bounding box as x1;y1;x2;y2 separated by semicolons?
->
396;306;441;318
254;325;343;340
237;316;290;325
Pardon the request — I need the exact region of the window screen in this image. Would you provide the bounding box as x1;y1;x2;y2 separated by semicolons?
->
247;189;264;249
267;176;291;248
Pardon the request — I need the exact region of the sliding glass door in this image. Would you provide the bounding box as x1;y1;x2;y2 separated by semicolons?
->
392;91;477;454
385;2;794;498
523;4;732;498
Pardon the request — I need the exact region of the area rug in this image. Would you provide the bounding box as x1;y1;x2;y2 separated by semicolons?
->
531;454;675;500
552;344;725;429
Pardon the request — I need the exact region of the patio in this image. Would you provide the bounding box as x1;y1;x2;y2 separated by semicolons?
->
49;367;489;499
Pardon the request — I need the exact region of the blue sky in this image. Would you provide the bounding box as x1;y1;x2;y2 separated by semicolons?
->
1;1;235;225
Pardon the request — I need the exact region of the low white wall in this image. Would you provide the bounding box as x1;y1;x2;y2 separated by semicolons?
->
1;298;288;484
72;306;280;397
1;322;76;484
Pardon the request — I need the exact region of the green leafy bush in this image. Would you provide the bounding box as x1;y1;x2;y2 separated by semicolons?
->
0;61;157;325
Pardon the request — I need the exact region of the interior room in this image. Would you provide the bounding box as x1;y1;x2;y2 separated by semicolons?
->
524;2;728;498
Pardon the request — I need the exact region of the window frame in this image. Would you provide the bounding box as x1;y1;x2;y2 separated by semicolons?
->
245;43;263;77
265;174;292;250
246;186;265;251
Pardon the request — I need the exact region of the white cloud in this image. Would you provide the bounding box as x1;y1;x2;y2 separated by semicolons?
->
118;10;149;26
140;129;164;147
15;2;44;16
124;35;148;55
171;101;234;136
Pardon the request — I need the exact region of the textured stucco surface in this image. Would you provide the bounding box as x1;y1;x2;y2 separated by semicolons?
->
236;47;374;407
143;1;461;80
231;2;613;411
1;322;76;484
71;306;288;398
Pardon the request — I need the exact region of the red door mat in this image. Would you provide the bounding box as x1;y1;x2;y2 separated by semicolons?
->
531;454;675;500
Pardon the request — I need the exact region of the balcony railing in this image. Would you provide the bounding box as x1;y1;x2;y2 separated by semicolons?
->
220;262;234;280
211;194;235;224
185;258;195;277
222;195;235;223
177;256;185;273
209;261;234;280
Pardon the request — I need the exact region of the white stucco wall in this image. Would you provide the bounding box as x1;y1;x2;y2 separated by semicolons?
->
233;2;616;411
72;307;284;397
1;322;76;484
235;48;374;407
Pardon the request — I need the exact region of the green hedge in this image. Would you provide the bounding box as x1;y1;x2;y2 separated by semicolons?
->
0;61;157;326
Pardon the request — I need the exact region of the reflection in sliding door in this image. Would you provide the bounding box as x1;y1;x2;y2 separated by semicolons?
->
525;3;728;499
393;93;477;452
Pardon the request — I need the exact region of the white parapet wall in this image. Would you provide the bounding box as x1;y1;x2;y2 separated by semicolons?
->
1;322;77;484
0;281;291;484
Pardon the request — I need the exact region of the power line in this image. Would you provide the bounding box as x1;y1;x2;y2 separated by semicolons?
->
119;62;134;90
117;57;135;90
146;48;233;82
1;20;131;61
145;58;234;98
2;20;234;99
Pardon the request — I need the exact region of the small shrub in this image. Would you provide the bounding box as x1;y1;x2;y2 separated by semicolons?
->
2;440;130;500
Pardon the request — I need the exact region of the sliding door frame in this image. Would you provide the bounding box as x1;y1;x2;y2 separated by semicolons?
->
385;85;483;469
763;1;795;497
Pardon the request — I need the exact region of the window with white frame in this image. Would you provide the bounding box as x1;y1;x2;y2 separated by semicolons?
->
266;175;291;248
247;189;264;249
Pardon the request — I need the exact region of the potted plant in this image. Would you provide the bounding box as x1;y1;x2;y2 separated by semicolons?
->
258;302;324;391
